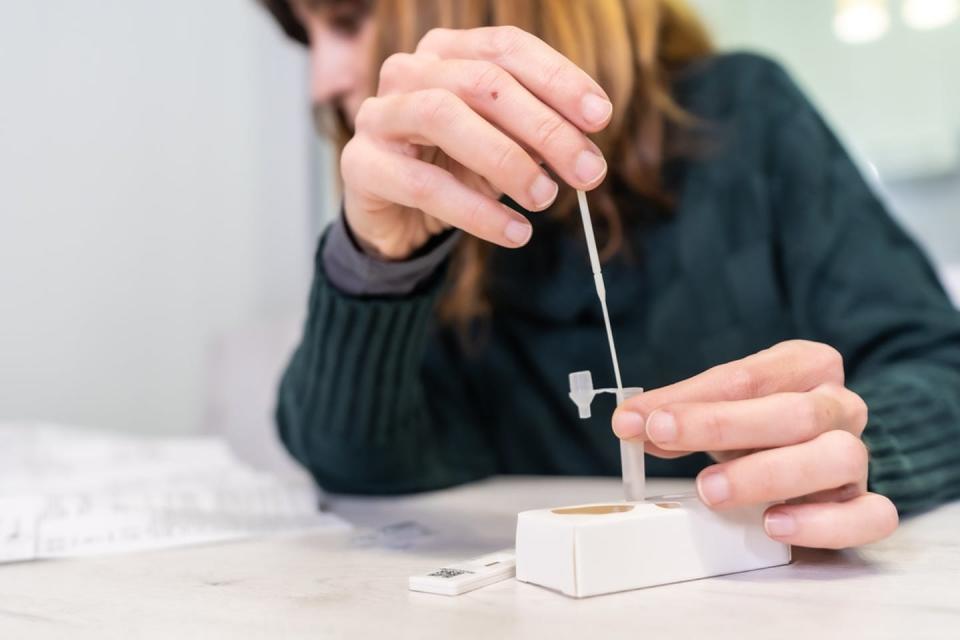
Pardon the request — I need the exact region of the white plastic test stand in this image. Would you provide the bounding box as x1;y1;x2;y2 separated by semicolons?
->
515;492;791;598
514;372;791;597
514;191;791;598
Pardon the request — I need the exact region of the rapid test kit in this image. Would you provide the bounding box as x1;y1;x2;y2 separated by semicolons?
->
410;190;790;599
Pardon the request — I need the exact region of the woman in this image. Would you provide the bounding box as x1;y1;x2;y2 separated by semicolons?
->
264;0;960;550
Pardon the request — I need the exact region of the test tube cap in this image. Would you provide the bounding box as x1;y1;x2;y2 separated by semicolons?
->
568;371;595;419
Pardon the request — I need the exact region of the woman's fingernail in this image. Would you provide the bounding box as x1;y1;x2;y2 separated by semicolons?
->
646;411;677;444
697;470;731;506
529;173;559;209
504;220;532;245
612;410;644;438
764;511;797;538
581;93;613;125
575;148;607;185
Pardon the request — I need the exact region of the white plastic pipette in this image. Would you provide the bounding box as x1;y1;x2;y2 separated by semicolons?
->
576;189;646;502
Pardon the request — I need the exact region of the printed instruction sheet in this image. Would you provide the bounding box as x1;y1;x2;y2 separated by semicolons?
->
0;422;349;563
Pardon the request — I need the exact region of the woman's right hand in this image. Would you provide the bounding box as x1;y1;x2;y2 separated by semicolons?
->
340;26;613;260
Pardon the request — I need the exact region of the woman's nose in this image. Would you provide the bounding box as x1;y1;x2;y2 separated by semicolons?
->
308;38;358;106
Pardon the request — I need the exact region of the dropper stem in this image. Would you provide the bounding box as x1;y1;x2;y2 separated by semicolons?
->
598;280;624;404
576;190;624;401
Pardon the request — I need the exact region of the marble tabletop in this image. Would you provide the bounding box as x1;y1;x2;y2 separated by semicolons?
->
0;476;957;640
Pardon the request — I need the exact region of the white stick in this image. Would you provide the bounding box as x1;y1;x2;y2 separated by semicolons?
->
576;190;645;501
576;190;623;399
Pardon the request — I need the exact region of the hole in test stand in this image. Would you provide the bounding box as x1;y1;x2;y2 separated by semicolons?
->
655;502;682;509
551;505;635;515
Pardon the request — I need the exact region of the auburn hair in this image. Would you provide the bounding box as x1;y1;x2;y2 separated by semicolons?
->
262;0;713;325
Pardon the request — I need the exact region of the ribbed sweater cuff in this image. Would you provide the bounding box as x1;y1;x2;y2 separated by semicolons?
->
280;239;446;461
852;363;960;515
322;215;461;297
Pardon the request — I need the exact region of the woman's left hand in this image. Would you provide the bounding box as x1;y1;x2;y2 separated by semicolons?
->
612;340;899;549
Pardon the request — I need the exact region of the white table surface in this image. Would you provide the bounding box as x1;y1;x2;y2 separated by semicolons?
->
1;476;958;640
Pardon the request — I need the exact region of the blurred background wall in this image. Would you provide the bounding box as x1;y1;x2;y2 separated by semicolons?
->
692;0;960;266
0;1;957;447
0;1;317;437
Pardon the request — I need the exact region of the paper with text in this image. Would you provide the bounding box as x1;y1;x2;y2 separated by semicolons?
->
0;423;349;563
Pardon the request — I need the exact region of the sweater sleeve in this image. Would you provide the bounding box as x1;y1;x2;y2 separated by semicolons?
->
275;227;496;494
764;62;960;515
322;214;461;296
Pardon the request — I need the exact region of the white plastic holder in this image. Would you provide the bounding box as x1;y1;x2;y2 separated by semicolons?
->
515;492;791;598
568;371;646;502
521;370;790;597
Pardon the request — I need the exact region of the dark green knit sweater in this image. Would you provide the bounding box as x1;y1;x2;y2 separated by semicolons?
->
276;53;960;515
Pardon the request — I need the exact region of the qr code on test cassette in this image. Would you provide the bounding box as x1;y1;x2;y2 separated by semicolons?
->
428;568;474;579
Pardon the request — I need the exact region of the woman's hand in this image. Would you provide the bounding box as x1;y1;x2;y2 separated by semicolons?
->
612;340;899;549
341;26;612;260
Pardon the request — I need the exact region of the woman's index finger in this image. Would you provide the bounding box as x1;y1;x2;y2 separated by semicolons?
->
415;26;613;133
618;342;845;421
